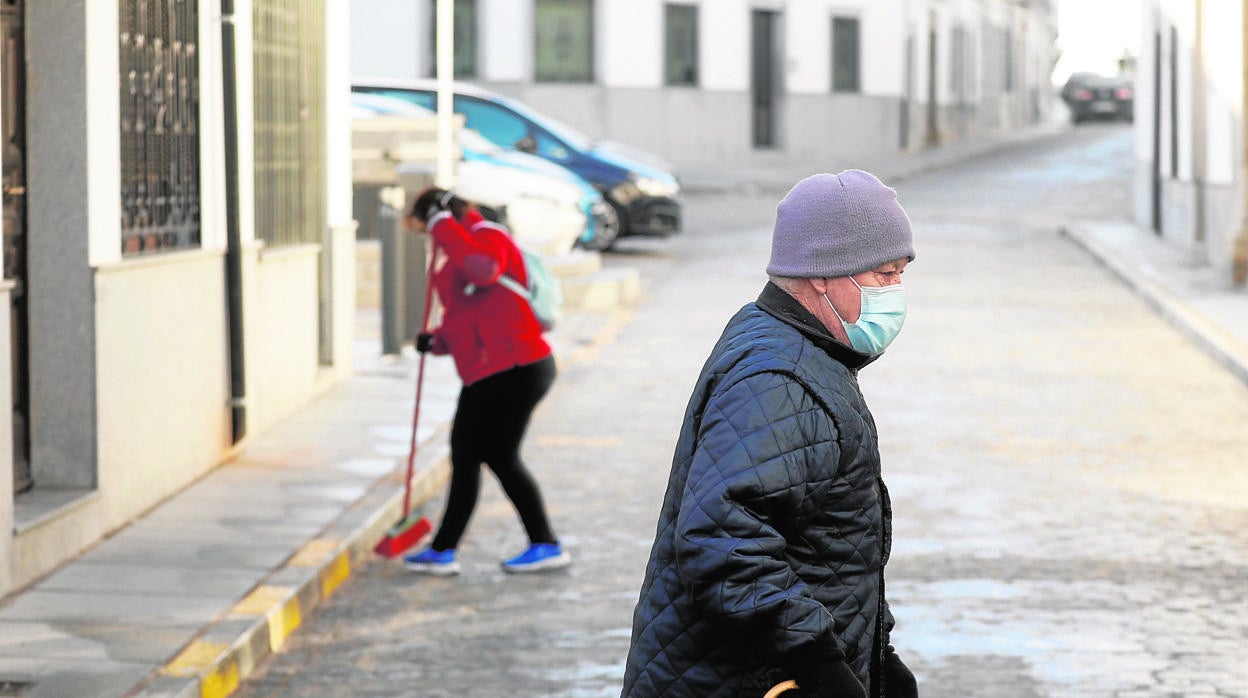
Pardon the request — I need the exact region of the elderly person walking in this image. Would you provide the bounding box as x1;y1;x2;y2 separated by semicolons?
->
622;170;920;698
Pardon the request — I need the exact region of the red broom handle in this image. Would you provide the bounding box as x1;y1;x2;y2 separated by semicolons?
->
402;243;439;519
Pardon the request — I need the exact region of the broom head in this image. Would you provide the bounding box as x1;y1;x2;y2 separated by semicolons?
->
374;512;432;558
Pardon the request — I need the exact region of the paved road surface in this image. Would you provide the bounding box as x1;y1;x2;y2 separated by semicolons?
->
234;124;1248;698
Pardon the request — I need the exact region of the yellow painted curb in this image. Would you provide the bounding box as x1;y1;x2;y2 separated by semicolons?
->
267;592;303;652
164;641;231;678
199;659;241;698
319;550;351;597
144;449;452;698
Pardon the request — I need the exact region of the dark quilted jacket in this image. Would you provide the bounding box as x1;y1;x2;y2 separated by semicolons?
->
622;283;894;697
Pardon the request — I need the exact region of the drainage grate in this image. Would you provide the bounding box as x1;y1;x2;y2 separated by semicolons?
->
0;681;33;697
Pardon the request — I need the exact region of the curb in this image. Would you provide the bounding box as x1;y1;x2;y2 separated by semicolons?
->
1061;224;1248;389
126;439;452;698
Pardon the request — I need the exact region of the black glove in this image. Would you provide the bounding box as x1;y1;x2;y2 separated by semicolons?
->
415;333;434;354
883;648;918;698
791;659;866;698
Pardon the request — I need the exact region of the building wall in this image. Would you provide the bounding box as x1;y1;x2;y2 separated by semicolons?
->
1135;0;1244;278
2;0;356;598
94;254;232;524
0;283;13;594
351;0;1056;170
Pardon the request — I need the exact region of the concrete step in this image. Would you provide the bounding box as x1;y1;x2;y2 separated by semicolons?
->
546;248;602;278
558;266;642;312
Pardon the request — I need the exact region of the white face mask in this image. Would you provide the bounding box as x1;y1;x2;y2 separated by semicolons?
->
824;277;907;355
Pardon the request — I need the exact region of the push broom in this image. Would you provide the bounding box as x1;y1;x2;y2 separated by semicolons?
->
375;244;438;558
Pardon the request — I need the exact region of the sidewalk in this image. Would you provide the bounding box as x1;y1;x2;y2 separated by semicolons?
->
2;125;1246;698
0;309;619;698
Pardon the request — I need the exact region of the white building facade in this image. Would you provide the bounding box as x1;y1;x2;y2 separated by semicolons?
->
352;0;1058;171
0;0;356;598
1134;0;1248;282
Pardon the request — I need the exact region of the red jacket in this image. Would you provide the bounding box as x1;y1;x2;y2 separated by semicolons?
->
423;208;552;385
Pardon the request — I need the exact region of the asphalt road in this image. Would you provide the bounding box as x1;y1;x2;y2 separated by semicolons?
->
233;124;1248;698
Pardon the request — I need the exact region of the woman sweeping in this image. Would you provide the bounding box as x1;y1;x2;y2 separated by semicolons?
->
400;187;570;576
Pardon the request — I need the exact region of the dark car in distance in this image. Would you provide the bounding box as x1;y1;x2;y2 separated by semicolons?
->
353;79;682;248
1063;74;1134;124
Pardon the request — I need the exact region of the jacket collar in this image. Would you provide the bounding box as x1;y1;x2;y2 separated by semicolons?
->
756;282;878;370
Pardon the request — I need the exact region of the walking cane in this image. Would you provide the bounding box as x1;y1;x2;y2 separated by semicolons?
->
763;680;799;698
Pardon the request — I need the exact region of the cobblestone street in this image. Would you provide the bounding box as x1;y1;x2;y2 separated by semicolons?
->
233;125;1248;697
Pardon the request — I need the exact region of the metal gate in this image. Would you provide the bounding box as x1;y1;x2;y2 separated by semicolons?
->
1;0;29;494
253;0;329;363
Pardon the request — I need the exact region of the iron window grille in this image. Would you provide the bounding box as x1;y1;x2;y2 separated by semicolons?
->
664;3;698;86
534;0;593;82
427;0;478;78
119;0;201;256
253;0;325;247
831;16;860;93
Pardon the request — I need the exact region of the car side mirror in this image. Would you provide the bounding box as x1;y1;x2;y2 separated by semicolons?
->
515;136;537;153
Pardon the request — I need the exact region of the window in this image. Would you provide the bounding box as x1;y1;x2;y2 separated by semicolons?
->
665;4;698;86
1004;27;1014;92
534;0;593;82
831;16;860;93
951;24;965;102
456;98;530;149
119;0;201;255
427;0;477;78
253;0;325;247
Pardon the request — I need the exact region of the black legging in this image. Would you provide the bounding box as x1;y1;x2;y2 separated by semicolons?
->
431;355;558;552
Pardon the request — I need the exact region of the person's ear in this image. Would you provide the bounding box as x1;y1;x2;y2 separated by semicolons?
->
808;277;830;296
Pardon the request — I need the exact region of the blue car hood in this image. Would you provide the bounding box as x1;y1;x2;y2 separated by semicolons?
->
588;141;680;185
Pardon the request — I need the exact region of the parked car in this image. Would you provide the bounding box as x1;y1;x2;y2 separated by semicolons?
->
352;93;618;254
353;79;682;247
1063;74;1134;124
1059;71;1101;105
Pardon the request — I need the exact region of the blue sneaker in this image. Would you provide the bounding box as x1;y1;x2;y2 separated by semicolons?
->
403;547;460;576
501;543;571;574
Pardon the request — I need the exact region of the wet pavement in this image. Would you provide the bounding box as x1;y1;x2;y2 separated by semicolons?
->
229;124;1248;698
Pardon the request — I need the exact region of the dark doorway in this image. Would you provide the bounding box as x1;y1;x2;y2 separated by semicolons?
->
751;9;780;149
1151;29;1162;234
924;12;939;147
1;0;29;494
901;34;913;150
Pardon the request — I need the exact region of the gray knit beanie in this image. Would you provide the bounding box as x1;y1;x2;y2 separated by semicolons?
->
766;170;915;278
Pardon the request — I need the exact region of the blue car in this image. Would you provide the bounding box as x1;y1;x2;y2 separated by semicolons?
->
353;79;682;248
352;92;621;252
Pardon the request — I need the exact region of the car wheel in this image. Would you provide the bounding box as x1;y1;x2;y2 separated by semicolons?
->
577;202;621;252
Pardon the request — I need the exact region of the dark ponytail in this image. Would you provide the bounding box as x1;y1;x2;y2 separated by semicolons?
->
408;186;469;223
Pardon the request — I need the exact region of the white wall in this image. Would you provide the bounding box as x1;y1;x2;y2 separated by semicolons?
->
481;0;532;81
95;254;230;525
1201;0;1242;185
701;0;751;92
352;0;421;80
599;0;662;88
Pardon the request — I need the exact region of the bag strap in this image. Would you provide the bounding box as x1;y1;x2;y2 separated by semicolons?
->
496;273;530;300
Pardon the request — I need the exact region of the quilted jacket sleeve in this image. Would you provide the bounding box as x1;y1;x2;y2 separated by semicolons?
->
674;368;844;671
